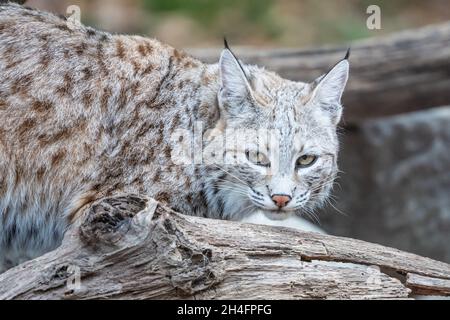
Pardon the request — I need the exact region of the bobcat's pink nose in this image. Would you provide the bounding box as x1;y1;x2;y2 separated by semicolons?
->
271;194;292;208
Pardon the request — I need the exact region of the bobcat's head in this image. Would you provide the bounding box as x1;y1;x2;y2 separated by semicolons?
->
204;44;349;221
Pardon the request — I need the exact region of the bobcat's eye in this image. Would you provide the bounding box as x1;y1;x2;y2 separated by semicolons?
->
246;150;270;167
296;155;317;168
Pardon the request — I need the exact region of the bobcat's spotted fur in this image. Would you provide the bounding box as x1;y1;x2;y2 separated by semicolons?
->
0;3;349;272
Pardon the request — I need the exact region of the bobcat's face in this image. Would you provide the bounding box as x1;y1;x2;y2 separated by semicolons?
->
204;46;349;221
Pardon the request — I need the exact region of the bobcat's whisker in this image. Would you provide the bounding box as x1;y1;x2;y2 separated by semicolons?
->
300;206;322;226
214;179;250;196
324;197;348;217
212;164;250;187
215;186;249;197
236;203;258;218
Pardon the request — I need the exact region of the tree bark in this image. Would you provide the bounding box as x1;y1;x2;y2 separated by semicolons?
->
1;194;449;300
189;22;450;123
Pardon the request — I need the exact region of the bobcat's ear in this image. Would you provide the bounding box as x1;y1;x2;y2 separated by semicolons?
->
218;45;253;109
307;58;349;125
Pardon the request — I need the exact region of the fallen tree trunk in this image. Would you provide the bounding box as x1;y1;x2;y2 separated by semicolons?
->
189;22;450;123
1;194;449;300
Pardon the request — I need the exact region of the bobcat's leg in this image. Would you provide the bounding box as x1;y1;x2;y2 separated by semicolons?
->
79;194;153;247
0;194;152;273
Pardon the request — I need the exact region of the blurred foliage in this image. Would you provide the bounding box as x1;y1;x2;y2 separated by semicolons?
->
140;0;281;43
139;0;450;46
143;0;273;27
28;0;450;47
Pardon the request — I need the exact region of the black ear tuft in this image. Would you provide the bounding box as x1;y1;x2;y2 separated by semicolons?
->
221;38;249;81
224;37;230;50
344;47;351;60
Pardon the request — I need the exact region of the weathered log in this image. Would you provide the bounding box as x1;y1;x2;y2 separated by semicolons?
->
189;22;450;122
1;194;449;300
407;273;450;296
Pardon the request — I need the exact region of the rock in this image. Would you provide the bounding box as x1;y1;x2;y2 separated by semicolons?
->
320;106;450;262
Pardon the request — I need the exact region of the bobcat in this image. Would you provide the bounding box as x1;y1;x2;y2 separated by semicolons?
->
0;2;349;272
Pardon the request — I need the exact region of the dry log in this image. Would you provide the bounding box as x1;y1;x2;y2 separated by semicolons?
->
406;273;450;296
189;22;450;123
1;194;449;300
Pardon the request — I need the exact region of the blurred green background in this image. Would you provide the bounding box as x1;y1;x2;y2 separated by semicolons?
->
27;0;450;48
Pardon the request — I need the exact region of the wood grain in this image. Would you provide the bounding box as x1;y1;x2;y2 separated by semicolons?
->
407;273;450;296
1;195;449;300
